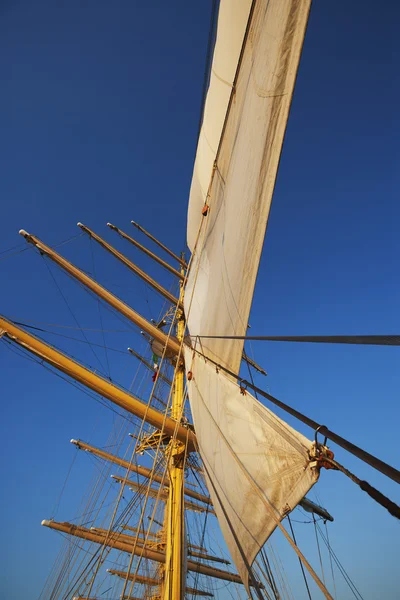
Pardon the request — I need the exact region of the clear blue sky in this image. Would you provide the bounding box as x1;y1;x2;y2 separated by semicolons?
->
0;1;398;599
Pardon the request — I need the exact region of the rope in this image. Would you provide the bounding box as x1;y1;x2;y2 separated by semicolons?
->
41;255;108;375
189;344;400;485
312;514;325;587
324;523;337;600
90;236;112;380
287;515;312;600
315;523;364;600
322;457;400;520
194;334;400;346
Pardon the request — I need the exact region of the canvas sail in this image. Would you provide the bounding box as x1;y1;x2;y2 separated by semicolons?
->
185;0;312;374
184;348;318;588
184;0;315;588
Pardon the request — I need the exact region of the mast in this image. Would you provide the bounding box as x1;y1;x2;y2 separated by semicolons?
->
163;262;186;600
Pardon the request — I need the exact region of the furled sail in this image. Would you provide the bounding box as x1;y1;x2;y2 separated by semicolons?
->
185;0;312;374
184;0;315;588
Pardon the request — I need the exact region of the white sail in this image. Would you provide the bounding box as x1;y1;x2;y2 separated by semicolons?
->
184;0;315;587
186;0;312;375
187;0;253;253
185;348;318;589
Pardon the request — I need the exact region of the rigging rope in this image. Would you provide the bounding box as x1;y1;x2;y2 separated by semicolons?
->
194;334;400;346
324;522;337;600
312;514;326;588
287;515;312;600
190;343;400;485
315;523;364;600
41;255;108;375
90;236;112;380
321;456;400;520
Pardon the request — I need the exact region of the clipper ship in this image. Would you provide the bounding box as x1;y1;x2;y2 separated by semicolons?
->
1;1;398;599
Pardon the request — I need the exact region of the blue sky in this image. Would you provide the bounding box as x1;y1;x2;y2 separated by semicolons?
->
0;1;399;599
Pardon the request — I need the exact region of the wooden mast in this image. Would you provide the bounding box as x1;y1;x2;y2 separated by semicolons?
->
5;226;232;596
163;262;186;600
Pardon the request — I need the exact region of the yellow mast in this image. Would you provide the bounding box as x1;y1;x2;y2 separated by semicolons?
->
163;263;186;600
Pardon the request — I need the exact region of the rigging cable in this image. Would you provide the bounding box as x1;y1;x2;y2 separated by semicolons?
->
312;514;326;587
324;522;337;600
286;515;312;600
319;456;400;520
190;342;400;485
90;236;112;380
315;522;364;600
41;254;108;375
194;334;400;346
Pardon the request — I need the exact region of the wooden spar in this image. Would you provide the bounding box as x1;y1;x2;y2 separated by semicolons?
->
0;316;192;446
300;497;334;522
77;223;183;310
74;586;213;599
89;527;150;547
122;573;160;586
90;525;227;564
107;223;184;281
72;440;210;504
123;525;159;538
128;347;173;385
131;220;187;268
72;439;166;484
112;475;215;514
41;520;247;584
242;351;267;376
187;549;230;565
181;589;214;598
108;573;214;597
18;229;180;356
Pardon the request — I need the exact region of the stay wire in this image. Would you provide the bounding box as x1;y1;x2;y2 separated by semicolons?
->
312;514;325;587
90;236;112;380
194;334;400;346
324;523;337;600
315;522;363;600
322;457;400;520
286;515;312;600
41;254;107;375
190;341;400;485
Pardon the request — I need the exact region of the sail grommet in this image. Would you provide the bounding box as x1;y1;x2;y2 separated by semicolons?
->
239;382;247;396
187;371;193;381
